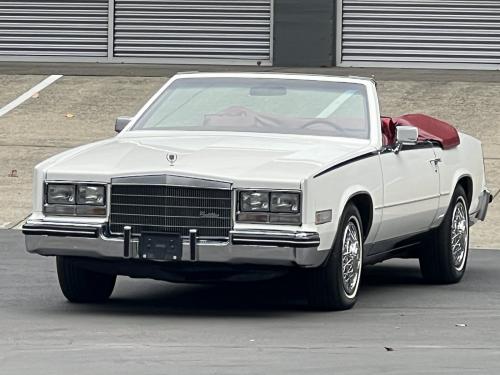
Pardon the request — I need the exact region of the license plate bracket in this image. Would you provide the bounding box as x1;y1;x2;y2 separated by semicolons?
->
139;232;182;261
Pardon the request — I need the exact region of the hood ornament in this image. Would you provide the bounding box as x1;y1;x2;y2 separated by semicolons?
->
166;152;178;166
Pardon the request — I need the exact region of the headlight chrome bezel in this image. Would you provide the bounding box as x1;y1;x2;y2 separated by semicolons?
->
76;184;106;206
237;190;302;225
240;191;270;212
46;184;76;205
44;182;107;217
270;192;300;213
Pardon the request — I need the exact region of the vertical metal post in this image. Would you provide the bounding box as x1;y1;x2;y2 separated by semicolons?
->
335;0;343;66
123;226;131;258
107;0;115;61
269;0;274;66
189;229;198;261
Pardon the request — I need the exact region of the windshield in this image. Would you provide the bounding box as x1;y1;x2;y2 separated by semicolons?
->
132;77;370;139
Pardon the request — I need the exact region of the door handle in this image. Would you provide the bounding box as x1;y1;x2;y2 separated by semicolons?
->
429;158;442;165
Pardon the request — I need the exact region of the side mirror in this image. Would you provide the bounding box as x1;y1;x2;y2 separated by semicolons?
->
393;126;418;153
115;116;132;133
396;125;418;145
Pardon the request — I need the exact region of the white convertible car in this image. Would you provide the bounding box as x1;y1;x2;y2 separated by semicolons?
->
23;73;492;310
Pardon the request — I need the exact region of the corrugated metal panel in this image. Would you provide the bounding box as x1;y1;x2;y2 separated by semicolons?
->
340;0;500;66
0;0;108;57
114;0;271;61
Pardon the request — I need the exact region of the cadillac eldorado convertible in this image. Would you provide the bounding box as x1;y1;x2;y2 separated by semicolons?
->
23;73;492;310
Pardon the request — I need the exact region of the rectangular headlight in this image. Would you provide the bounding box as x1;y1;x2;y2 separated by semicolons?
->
45;183;106;217
240;191;270;212
47;184;75;204
237;190;301;225
270;192;300;213
77;185;105;206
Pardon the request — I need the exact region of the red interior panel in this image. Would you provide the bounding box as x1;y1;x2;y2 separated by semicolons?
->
381;114;460;149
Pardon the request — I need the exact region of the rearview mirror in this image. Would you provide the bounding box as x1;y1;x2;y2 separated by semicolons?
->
115;116;132;133
249;86;287;96
396;125;418;145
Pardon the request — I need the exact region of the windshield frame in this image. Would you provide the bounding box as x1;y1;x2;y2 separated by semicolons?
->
120;73;380;145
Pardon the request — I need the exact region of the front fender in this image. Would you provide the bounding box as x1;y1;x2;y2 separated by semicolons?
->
305;155;383;251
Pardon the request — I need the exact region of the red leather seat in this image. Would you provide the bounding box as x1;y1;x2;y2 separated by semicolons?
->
393;114;460;150
381;117;396;146
380;114;460;149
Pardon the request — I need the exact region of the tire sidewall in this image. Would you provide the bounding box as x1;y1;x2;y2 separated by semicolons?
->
442;186;470;280
330;204;364;307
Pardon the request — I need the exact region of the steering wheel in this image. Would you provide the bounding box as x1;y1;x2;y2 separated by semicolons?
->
300;119;343;132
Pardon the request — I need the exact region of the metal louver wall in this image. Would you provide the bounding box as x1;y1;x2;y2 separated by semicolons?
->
339;0;500;69
113;0;272;63
0;0;109;58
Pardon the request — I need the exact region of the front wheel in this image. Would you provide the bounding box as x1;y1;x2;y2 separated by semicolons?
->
56;256;116;303
306;203;363;311
419;185;469;284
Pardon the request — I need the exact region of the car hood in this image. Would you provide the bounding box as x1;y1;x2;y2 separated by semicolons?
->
45;132;374;187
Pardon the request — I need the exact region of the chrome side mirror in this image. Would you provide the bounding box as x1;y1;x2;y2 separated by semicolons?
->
115;116;132;133
394;125;418;153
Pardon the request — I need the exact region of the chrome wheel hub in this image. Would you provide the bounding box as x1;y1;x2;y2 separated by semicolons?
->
341;218;362;297
451;197;468;271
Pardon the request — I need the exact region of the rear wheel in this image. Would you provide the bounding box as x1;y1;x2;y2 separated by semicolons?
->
419;185;469;284
306;203;363;311
56;256;116;303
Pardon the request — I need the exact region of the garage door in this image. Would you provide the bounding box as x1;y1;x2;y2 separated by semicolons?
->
339;0;500;68
113;0;272;63
0;0;109;57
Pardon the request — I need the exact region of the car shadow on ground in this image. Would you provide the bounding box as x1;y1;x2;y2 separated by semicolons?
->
61;260;427;317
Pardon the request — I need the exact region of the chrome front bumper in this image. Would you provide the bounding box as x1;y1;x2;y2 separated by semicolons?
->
22;220;326;268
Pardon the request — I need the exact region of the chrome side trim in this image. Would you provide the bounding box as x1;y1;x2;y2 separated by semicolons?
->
231;230;320;248
382;193;441;209
22;220;101;238
23;220;104;229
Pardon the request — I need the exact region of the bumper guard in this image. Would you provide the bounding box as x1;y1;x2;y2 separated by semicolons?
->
22;219;326;267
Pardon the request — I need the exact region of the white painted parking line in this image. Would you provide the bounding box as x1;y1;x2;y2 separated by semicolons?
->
0;74;62;117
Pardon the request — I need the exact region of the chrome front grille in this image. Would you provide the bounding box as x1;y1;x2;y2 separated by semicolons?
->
109;184;232;239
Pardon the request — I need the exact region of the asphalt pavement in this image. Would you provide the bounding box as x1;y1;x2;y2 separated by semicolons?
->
3;61;500;82
1;229;499;374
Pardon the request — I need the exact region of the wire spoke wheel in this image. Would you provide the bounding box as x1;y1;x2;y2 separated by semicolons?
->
451;197;469;271
419;185;470;284
306;203;364;310
341;217;362;298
